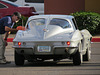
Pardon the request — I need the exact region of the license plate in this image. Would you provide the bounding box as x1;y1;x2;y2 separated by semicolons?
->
37;46;51;52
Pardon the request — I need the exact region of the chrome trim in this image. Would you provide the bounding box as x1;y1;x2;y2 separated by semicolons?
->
13;46;34;49
53;46;78;48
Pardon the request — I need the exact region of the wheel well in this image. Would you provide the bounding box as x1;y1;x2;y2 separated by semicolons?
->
77;40;83;53
90;37;92;41
81;40;84;50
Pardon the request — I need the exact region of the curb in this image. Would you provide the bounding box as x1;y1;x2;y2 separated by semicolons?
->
6;38;100;42
7;38;13;42
91;38;100;42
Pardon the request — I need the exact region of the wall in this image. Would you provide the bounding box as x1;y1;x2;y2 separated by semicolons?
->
85;0;100;13
44;0;85;15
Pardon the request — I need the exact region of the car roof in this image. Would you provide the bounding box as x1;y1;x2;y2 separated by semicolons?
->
28;15;74;21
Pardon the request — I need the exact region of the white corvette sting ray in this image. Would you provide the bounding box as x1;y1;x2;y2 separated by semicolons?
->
13;15;92;66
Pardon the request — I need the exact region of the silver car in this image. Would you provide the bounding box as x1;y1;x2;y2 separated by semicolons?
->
13;15;92;66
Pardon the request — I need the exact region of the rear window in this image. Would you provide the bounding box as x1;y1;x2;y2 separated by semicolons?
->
0;3;7;8
8;0;17;2
2;1;19;7
25;0;44;3
28;18;45;29
49;18;71;29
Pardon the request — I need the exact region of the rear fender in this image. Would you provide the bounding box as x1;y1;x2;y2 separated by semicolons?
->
71;30;83;41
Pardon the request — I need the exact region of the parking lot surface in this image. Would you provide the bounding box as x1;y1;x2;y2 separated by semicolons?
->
0;42;100;75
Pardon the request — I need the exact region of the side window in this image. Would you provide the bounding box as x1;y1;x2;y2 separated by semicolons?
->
8;0;17;2
0;3;7;8
25;0;44;3
49;18;71;29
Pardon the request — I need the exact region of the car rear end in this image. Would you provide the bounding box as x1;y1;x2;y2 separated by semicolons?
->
13;37;79;61
17;7;38;17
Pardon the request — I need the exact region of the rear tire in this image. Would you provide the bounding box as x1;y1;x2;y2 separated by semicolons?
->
15;50;25;66
83;49;89;61
73;50;82;65
73;43;83;65
83;41;91;61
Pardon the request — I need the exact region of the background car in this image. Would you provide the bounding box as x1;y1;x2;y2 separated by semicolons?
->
0;0;38;18
4;0;44;15
13;15;92;66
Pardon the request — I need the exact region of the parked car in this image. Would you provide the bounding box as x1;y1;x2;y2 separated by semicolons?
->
13;15;92;66
0;0;38;18
4;0;44;14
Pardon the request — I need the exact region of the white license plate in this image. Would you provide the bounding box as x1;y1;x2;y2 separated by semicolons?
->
37;46;51;52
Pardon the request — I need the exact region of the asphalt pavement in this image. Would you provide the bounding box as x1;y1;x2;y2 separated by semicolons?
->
0;42;99;75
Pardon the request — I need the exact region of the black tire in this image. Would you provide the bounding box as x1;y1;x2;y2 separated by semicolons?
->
15;50;25;66
73;50;82;65
83;41;91;61
83;48;89;61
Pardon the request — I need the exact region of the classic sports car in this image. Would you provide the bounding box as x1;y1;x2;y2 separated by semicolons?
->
13;15;92;66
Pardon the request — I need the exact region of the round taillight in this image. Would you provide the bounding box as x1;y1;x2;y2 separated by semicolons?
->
67;41;70;45
23;42;26;46
18;42;21;46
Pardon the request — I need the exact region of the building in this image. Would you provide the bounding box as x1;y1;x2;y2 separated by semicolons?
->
44;0;100;14
85;0;100;13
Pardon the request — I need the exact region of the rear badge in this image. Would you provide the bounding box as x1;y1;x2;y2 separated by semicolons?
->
43;29;49;32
